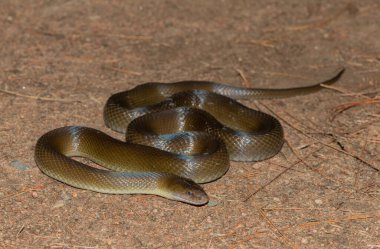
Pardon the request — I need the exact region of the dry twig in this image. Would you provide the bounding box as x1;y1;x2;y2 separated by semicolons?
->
334;96;380;115
259;208;299;249
0;88;82;103
259;102;379;172
243;146;323;202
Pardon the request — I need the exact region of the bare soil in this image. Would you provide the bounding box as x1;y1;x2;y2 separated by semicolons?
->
0;1;379;248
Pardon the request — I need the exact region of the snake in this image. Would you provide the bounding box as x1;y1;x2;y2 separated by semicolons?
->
35;68;344;205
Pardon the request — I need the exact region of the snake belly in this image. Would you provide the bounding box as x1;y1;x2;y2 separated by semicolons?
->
35;69;344;205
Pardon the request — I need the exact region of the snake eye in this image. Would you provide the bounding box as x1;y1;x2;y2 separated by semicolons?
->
187;191;193;196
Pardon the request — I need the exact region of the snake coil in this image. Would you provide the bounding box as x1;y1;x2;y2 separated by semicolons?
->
35;69;344;205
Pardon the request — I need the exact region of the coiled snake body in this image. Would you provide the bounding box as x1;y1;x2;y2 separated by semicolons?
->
35;69;344;205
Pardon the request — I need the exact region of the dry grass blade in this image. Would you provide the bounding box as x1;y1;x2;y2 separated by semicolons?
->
279;210;380;231
0;185;45;202
259;209;299;249
244;146;323;202
259;102;379;172
0;88;82;103
334;96;380;114
320;83;373;99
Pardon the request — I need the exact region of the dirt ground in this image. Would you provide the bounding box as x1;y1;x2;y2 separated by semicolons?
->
0;1;379;248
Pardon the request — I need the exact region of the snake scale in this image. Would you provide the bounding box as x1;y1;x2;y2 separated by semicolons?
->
35;69;344;205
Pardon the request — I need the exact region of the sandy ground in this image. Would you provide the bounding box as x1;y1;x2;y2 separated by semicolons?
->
0;1;379;248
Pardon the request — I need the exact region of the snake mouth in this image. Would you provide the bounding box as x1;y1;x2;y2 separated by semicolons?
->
170;190;209;206
158;175;209;206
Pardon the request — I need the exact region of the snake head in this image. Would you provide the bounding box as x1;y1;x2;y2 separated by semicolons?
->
160;175;209;206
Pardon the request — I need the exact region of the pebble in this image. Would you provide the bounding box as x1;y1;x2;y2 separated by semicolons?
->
206;216;212;223
10;160;30;171
61;191;71;201
52;200;66;209
315;199;323;205
207;200;218;207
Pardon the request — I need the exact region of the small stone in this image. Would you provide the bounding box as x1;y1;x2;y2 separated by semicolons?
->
31;192;38;198
301;238;308;244
61;191;71;201
52;200;66;209
315;199;323;205
10;160;30;171
206;216;212;223
207;200;218;207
